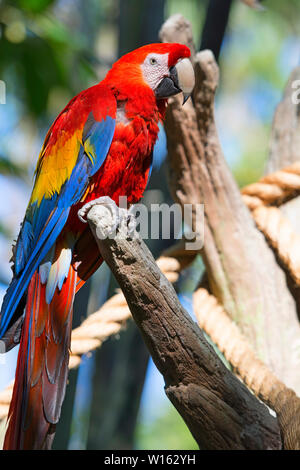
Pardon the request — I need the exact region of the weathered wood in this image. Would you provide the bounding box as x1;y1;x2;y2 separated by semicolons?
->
266;68;300;174
262;66;300;404
160;16;300;394
86;203;281;450
266;67;300;233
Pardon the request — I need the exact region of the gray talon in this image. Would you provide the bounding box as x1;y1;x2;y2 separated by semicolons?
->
126;211;136;237
78;196;137;239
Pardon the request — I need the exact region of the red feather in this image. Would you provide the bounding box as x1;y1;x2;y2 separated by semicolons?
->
4;267;76;449
3;42;191;449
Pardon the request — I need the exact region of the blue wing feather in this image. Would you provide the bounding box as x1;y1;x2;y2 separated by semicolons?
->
0;113;116;337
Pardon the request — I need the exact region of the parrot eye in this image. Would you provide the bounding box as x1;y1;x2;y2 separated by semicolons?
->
149;57;157;65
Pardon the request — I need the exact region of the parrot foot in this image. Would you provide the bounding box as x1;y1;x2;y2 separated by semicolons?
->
78;196;119;224
78;196;136;239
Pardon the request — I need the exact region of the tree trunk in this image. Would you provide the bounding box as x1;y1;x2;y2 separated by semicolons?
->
160;16;300;394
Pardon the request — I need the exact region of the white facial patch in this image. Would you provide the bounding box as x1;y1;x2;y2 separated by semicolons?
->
141;53;169;91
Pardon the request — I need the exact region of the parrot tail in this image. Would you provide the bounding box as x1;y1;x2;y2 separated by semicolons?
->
3;264;76;450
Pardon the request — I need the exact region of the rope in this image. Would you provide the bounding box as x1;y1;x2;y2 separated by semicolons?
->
69;248;190;369
241;162;300;286
0;249;196;421
69;292;130;368
251;206;300;285
193;288;300;449
242;162;300;209
0;383;13;423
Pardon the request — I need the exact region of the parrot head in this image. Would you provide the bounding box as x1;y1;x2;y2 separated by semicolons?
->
105;43;195;105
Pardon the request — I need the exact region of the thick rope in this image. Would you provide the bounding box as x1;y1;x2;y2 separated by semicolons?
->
242;162;300;209
193;288;300;450
242;162;300;286
69;249;188;369
0;250;194;421
251;206;300;285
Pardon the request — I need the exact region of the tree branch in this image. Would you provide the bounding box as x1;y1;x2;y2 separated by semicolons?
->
85;202;281;450
160;15;300;394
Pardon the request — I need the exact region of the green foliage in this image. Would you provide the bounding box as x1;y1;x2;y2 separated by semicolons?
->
0;154;26;177
0;0;98;118
2;35;66;115
166;0;206;47
14;0;55;14
0;220;11;238
218;0;300;186
135;403;198;450
233;147;267;188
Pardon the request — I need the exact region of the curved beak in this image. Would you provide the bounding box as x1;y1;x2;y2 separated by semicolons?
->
155;58;195;105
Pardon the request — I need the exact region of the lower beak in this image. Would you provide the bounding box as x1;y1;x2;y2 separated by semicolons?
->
155;58;195;105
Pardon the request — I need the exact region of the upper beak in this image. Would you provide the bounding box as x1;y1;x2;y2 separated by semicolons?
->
155;58;195;105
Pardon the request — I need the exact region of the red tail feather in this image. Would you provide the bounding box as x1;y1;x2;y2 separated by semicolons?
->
4;266;76;450
73;227;103;293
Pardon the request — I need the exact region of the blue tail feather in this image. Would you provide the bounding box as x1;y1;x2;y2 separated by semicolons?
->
0;209;69;338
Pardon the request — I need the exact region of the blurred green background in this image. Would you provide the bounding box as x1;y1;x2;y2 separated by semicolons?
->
0;0;299;450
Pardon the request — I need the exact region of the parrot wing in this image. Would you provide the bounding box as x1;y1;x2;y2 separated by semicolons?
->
0;84;116;337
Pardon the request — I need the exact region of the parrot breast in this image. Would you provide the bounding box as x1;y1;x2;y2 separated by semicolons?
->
86;114;156;203
68;98;162;232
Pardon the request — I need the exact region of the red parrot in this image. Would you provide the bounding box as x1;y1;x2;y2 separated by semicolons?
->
0;43;194;449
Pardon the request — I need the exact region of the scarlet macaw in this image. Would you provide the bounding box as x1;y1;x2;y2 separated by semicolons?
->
0;43;194;449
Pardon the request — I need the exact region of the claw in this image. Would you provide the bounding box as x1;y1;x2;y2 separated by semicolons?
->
126;209;137;237
78;196;119;224
78;196;137;240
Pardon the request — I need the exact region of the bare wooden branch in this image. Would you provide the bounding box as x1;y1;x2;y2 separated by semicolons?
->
266;67;300;176
86;202;281;450
159;14;196;59
264;67;300;318
160;16;300;394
